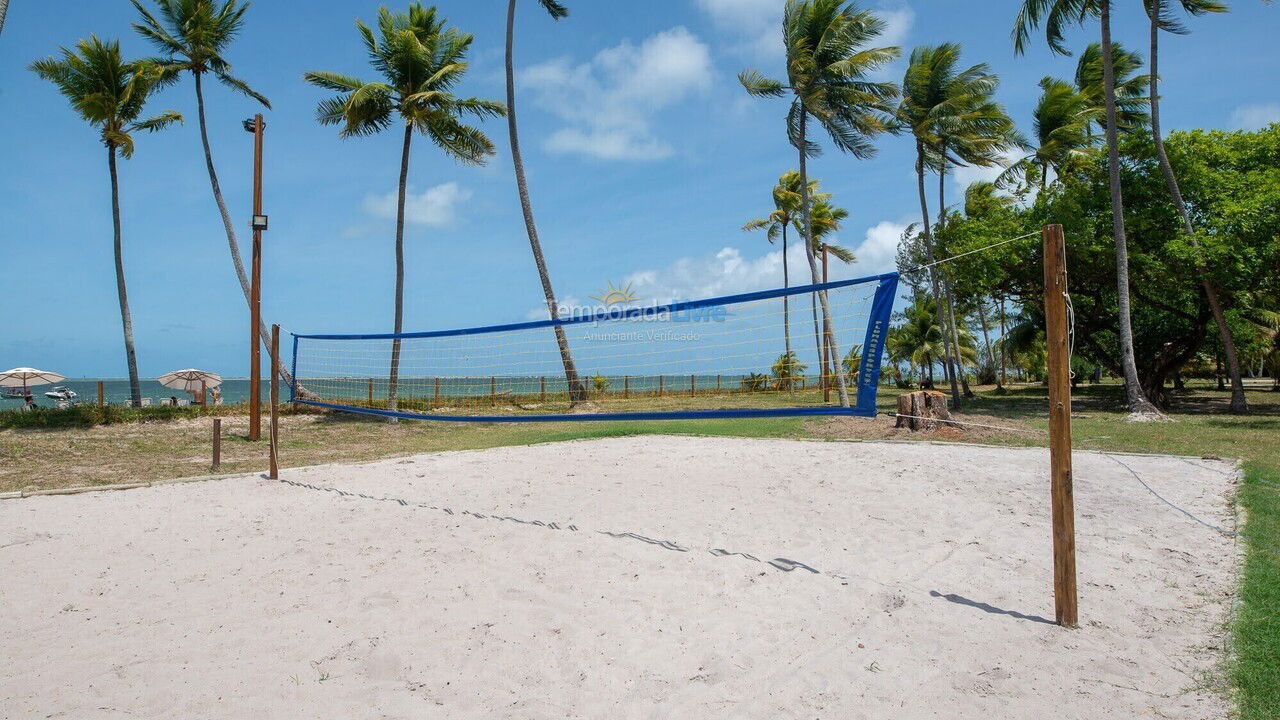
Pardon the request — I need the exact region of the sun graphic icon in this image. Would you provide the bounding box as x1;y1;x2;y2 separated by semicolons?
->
591;280;639;306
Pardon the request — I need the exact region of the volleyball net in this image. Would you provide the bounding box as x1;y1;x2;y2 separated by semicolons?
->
290;272;898;422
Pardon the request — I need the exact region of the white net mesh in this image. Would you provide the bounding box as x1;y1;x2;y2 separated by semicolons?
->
292;276;895;420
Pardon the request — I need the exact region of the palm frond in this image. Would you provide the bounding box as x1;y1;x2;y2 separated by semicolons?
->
738;69;786;97
214;71;270;108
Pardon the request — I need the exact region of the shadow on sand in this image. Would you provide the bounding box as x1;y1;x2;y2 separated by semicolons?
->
929;590;1055;626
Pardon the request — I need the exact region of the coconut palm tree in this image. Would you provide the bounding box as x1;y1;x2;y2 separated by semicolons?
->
999;78;1093;191
922;45;1020;401
896;43;1004;407
0;0;9;36
802;194;855;387
1014;0;1161;416
743;170;813;359
1145;0;1247;412
964;181;1016;218
1073;42;1150;136
305;4;503;415
30;38;183;407
129;0;285;379
504;0;588;402
739;0;899;407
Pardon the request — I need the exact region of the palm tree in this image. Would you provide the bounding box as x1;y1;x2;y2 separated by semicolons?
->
896;43;1004;407
1073;42;1150;136
739;0;899;408
803;194;855;388
129;0;285;380
889;297;950;388
0;0;9;37
964;181;1016;217
999;78;1093;191
305;4;504;415
31;38;182;407
743;170;813;359
504;0;588;403
1015;0;1162;416
1145;0;1247;412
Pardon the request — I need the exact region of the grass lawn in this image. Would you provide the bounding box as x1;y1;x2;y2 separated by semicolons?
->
1;379;1276;717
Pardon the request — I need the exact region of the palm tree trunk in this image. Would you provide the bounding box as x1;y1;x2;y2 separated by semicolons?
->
108;147;142;408
1100;0;1159;415
796;113;849;406
193;72;293;387
937;158;972;398
977;299;996;380
915;141;961;407
1147;2;1247;414
0;0;9;36
505;0;587;403
387;124;412;418
782;223;792;359
998;295;1008;388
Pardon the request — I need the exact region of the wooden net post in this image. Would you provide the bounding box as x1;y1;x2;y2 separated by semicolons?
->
212;418;221;471
1043;223;1078;628
623;376;630;398
540;376;546;401
97;380;104;407
269;324;280;480
367;378;374;407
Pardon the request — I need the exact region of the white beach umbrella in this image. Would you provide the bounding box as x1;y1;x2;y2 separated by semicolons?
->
157;369;223;394
0;367;65;397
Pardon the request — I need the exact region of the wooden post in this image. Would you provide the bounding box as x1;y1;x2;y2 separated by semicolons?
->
212;418;221;471
658;375;664;397
624;376;630;398
540;376;546;401
822;244;831;403
690;374;696;397
269;324;280;480
200;380;207;408
248;113;264;442
97;380;104;408
1042;223;1078;628
716;374;721;392
433;377;441;405
490;376;496;405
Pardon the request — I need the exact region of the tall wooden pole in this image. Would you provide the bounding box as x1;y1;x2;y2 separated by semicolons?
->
822;244;831;403
1042;223;1078;628
269;324;280;480
97;380;104;408
212;418;221;471
248;113;264;441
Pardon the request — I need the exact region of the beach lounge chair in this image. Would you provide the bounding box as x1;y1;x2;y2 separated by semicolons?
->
140;397;152;407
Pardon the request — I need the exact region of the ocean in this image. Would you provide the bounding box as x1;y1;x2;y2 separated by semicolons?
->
1;378;271;407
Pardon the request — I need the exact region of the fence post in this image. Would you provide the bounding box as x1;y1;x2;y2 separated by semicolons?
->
434;377;441;405
367;378;374;407
540;376;546;401
490;376;496;405
690;374;696;397
212;418;221;471
716;374;721;392
97;380;104;408
269;324;280;480
658;375;664;397
624;376;630;398
1043;223;1078;628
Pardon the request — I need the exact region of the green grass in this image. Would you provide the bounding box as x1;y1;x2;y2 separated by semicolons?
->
1235;460;1280;720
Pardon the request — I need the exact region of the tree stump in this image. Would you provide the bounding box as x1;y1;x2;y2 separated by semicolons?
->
895;390;953;431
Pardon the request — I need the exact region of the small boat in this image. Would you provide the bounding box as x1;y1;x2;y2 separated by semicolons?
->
2;387;31;399
44;386;78;401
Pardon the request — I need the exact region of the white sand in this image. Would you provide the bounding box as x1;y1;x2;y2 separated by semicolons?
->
0;436;1237;719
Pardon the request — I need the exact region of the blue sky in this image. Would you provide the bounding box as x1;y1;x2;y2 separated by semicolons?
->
2;0;1276;377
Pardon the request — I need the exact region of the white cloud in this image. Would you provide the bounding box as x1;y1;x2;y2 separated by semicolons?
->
695;0;912;68
1230;102;1280;131
851;220;910;276
695;0;784;60
362;182;473;227
523;27;713;161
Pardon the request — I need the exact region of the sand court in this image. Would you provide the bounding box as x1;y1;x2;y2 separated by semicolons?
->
0;435;1237;718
